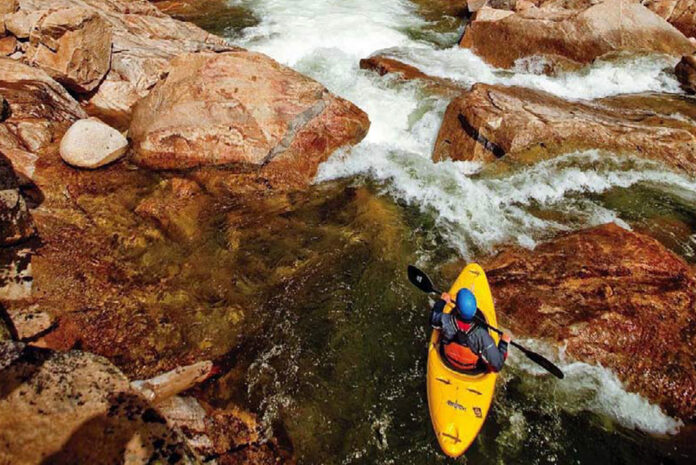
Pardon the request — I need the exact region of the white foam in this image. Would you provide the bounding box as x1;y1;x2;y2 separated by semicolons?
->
319;151;696;257
377;47;683;100
509;339;683;435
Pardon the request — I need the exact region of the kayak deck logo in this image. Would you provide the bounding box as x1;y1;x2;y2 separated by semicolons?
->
447;400;466;412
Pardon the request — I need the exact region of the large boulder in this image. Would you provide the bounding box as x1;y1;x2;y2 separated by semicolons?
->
130;51;369;189
59;118;128;168
483;223;696;419
24;7;112;93
432;83;696;174
460;0;695;70
0;342;197;464
11;0;233;129
644;0;696;38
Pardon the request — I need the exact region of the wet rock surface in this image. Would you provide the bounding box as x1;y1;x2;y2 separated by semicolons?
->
460;0;695;70
483;223;696;419
433;83;696;174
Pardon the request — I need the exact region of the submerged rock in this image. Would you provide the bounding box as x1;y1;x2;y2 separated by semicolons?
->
130;51;369;189
0;153;34;246
24;7;112;93
59;118;128;168
131;360;215;404
483;223;696;419
460;0;695;70
359;55;464;97
432;83;696;174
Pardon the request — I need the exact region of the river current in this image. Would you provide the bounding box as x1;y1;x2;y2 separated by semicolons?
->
203;1;696;463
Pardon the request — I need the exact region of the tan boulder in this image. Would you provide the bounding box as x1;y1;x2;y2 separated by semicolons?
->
3;9;43;39
433;83;696;175
483;223;696;419
0;0;18;14
644;0;696;38
24;7;112;93
12;0;232;129
460;0;695;70
59;117;128;168
130;51;369;189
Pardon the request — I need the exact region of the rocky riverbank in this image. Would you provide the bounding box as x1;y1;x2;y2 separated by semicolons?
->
0;0;370;462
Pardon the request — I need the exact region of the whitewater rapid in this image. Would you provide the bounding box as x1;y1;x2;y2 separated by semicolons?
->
232;0;689;437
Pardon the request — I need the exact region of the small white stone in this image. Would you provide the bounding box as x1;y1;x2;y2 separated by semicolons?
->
59;118;128;169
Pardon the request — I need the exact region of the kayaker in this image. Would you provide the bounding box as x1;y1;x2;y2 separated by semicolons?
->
430;289;511;373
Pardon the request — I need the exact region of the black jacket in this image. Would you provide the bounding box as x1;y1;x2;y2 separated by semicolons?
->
429;299;508;372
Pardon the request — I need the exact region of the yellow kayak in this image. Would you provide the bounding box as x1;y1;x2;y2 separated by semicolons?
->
426;263;499;457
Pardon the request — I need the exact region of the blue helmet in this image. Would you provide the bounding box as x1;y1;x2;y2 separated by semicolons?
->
456;289;477;321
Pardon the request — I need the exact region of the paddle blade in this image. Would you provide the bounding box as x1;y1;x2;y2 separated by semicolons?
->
407;265;437;294
518;346;565;379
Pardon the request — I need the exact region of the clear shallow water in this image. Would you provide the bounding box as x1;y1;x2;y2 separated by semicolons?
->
213;0;696;463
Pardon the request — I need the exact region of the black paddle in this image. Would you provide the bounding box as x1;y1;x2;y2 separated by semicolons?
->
407;265;565;380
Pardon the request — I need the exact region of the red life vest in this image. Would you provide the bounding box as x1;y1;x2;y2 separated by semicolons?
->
443;320;480;371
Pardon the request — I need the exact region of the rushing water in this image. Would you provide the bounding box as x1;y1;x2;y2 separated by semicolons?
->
201;0;696;463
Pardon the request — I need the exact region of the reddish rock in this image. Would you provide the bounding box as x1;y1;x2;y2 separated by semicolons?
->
0;36;17;56
130;51;369;189
24;7;112;93
483;223;696;419
432;83;696;175
460;0;695;70
645;0;696;38
359;55;464;97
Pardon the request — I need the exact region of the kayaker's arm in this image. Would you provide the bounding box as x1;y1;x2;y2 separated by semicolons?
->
429;292;452;328
473;329;509;373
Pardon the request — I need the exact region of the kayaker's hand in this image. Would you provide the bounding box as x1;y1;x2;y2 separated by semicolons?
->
502;333;512;343
441;292;452;304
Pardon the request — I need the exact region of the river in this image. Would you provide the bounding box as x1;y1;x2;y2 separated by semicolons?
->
193;1;696;463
